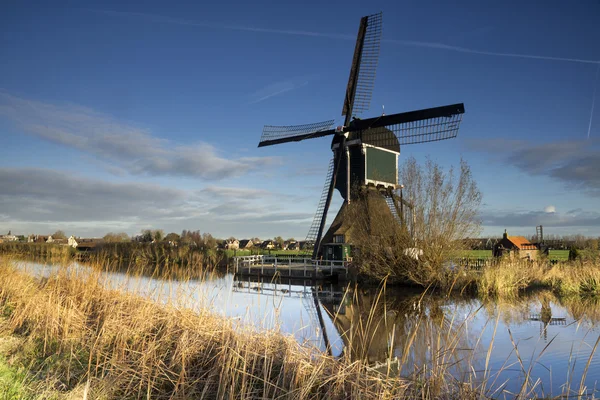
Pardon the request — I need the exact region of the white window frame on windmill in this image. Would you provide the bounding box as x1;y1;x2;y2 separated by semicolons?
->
362;143;399;189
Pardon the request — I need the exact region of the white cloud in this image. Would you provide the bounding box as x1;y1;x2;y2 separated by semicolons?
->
480;207;600;231
0;168;314;238
466;139;600;197
0;91;280;180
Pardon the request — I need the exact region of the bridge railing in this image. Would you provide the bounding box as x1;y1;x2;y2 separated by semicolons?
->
233;255;349;276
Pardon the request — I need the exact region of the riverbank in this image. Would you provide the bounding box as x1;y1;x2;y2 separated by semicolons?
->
1;257;464;399
3;256;600;398
478;257;600;296
3;242;600;296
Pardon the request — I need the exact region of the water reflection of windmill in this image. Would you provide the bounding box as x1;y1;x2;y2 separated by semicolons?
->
258;12;465;260
529;298;566;341
232;277;342;352
321;288;473;373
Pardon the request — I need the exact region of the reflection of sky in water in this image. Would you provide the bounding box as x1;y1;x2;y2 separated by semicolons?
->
14;260;600;397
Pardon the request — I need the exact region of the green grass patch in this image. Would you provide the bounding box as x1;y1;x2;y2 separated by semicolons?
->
0;352;31;400
456;250;493;259
549;250;570;261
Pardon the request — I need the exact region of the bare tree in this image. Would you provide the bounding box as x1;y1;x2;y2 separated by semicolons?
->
52;230;67;240
399;157;482;285
352;157;482;287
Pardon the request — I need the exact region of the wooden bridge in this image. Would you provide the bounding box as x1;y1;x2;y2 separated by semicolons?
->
233;255;350;280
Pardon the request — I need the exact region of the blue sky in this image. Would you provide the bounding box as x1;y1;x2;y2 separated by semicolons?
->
1;0;599;239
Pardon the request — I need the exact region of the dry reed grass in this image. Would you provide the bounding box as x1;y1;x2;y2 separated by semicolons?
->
1;255;599;399
0;258;414;399
477;258;600;297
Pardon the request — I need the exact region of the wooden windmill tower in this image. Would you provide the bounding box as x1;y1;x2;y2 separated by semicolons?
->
258;12;465;260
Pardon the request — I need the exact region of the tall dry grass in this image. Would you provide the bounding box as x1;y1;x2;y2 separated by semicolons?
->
2;256;600;398
0;258;415;399
477;258;600;297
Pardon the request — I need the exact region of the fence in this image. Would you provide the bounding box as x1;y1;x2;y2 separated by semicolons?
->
233;255;349;278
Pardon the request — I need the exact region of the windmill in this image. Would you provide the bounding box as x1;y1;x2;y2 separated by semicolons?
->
258;12;465;260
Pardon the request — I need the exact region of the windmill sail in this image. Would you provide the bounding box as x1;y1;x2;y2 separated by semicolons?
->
348;103;465;146
302;157;335;255
386;113;463;145
342;12;382;120
258;119;335;147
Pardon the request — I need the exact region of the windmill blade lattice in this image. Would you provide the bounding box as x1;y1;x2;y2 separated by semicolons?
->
347;103;465;148
342;12;382;118
302;157;335;256
259;119;335;147
388;112;463;145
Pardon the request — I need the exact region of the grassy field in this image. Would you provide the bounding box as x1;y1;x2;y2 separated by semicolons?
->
549;249;570;260
459;249;571;261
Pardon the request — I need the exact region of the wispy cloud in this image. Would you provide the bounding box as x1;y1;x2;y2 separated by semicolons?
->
467;139;600;196
87;9;354;40
202;186;273;200
249;76;313;104
480;207;600;229
0;167;314;237
0;167;190;224
385;39;600;65
89;9;600;66
0;91;280;180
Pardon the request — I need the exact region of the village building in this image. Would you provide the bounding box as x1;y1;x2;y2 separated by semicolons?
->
68;237;103;251
67;236;79;248
238;239;254;249
493;230;539;260
32;235;49;243
0;231;18;243
287;241;300;251
261;240;275;250
225;239;239;250
299;241;313;251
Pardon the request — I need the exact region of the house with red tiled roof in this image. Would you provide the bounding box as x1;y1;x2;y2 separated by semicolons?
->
493;230;539;260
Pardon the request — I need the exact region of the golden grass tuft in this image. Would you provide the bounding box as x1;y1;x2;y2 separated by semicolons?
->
0;258;414;399
477;258;600;297
2;254;600;398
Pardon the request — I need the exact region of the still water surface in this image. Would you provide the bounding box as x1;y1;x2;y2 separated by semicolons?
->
15;260;600;398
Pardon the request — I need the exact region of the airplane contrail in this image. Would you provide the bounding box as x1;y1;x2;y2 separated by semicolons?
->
88;9;600;66
387;39;600;65
588;64;600;139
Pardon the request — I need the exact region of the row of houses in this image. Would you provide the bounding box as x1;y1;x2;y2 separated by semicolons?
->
20;234;102;250
224;238;313;251
0;231;18;243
